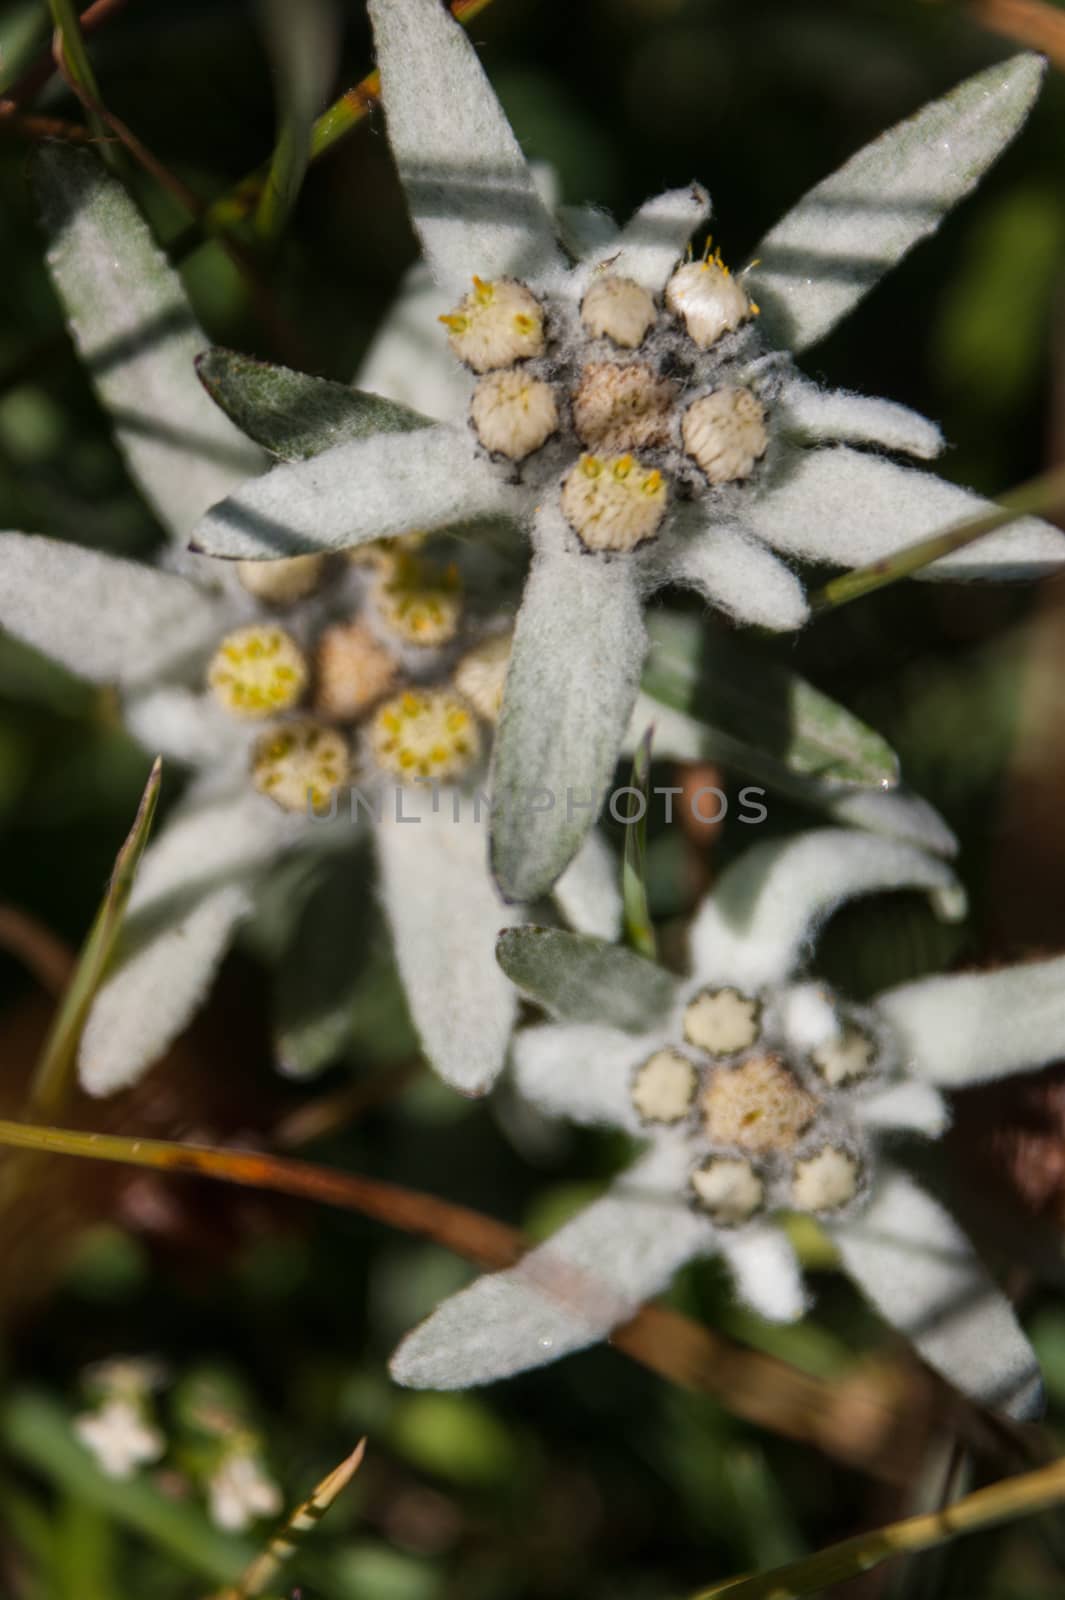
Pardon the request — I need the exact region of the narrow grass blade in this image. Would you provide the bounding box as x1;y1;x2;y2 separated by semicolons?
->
0;1116;925;1477
621;725;655;960
46;0;102;109
694;1453;1065;1598
219;1439;366;1599
814;460;1065;611
26;757;162;1119
176;0;501;251
254;0;338;245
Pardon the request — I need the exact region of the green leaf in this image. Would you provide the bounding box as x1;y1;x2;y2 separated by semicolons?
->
496;926;676;1031
254;0;339;244
621;726;655;960
196;348;433;461
642;611;898;788
26;756;162;1120
1;1391;252;1584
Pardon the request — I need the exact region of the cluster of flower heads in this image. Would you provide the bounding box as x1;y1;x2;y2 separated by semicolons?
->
207;539;509;812
443;242;768;555
74;1359;281;1531
632;977;881;1228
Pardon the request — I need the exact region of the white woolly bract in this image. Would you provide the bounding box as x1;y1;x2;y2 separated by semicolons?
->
745;54;1046;352
36;147;265;544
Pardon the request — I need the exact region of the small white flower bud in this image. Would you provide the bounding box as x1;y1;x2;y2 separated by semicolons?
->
571;361;677;454
369;688;480;782
580;275;657;348
560;453;668;553
682;388;768;485
74;1397;164;1481
791;1146;860;1213
683;987;761;1057
453;632;511;723
470;370;559;461
252;721;349;812
208;1450;282;1532
208;626;308;719
236;554;325;605
702;1054;816;1154
439;276;545;372
314;620;399;720
666;255;753;349
631;1048;697;1125
690;1155;764;1225
810;1022;876;1087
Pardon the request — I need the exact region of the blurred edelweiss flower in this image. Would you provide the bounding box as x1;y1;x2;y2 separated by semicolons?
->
391;829;1065;1418
187;0;1062;904
0;154;621;1099
207;1442;283;1532
74;1357;165;1480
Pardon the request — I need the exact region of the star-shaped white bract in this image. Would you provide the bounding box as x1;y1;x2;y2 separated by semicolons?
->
391;828;1065;1419
0;147;621;1099
188;0;1062;908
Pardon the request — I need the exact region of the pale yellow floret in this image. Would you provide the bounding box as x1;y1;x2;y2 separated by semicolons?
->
681;388;768;485
252;721;349;813
369;687;481;783
666;255;753;349
453;632;511;723
372;551;463;647
571;361;677;454
208;625;308;719
236;554;325;605
702;1054;817;1154
560;453;668;553
470;370;559;460
580;275;657;348
683;987;761;1056
791;1146;860;1213
314;620;399;720
810;1023;876;1087
439;276;545;373
631;1048;697;1125
690;1155;764;1225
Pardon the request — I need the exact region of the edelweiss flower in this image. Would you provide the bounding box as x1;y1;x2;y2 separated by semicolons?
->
0;149;619;1096
391;829;1065;1418
189;0;1062;906
207;1444;283;1532
74;1357;165;1479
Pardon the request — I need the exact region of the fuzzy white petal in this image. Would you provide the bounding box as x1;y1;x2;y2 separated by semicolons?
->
513;1021;659;1134
777;377;944;460
551;829;623;941
375;787;519;1095
36;147;264;544
555;203;620;261
123;686;252;767
718;1225;807;1323
79;788;300;1095
746;54;1045;352
859;1080;949;1137
491;520;647;903
367;0;563;291
831;1167;1042;1418
653;516;809;631
823;784;958;858
0;533;222;687
189;426;519;560
390;1140;714;1388
354;263;470;421
876;957;1065;1088
688;828;959;988
575;185;711;297
748;445;1065;578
